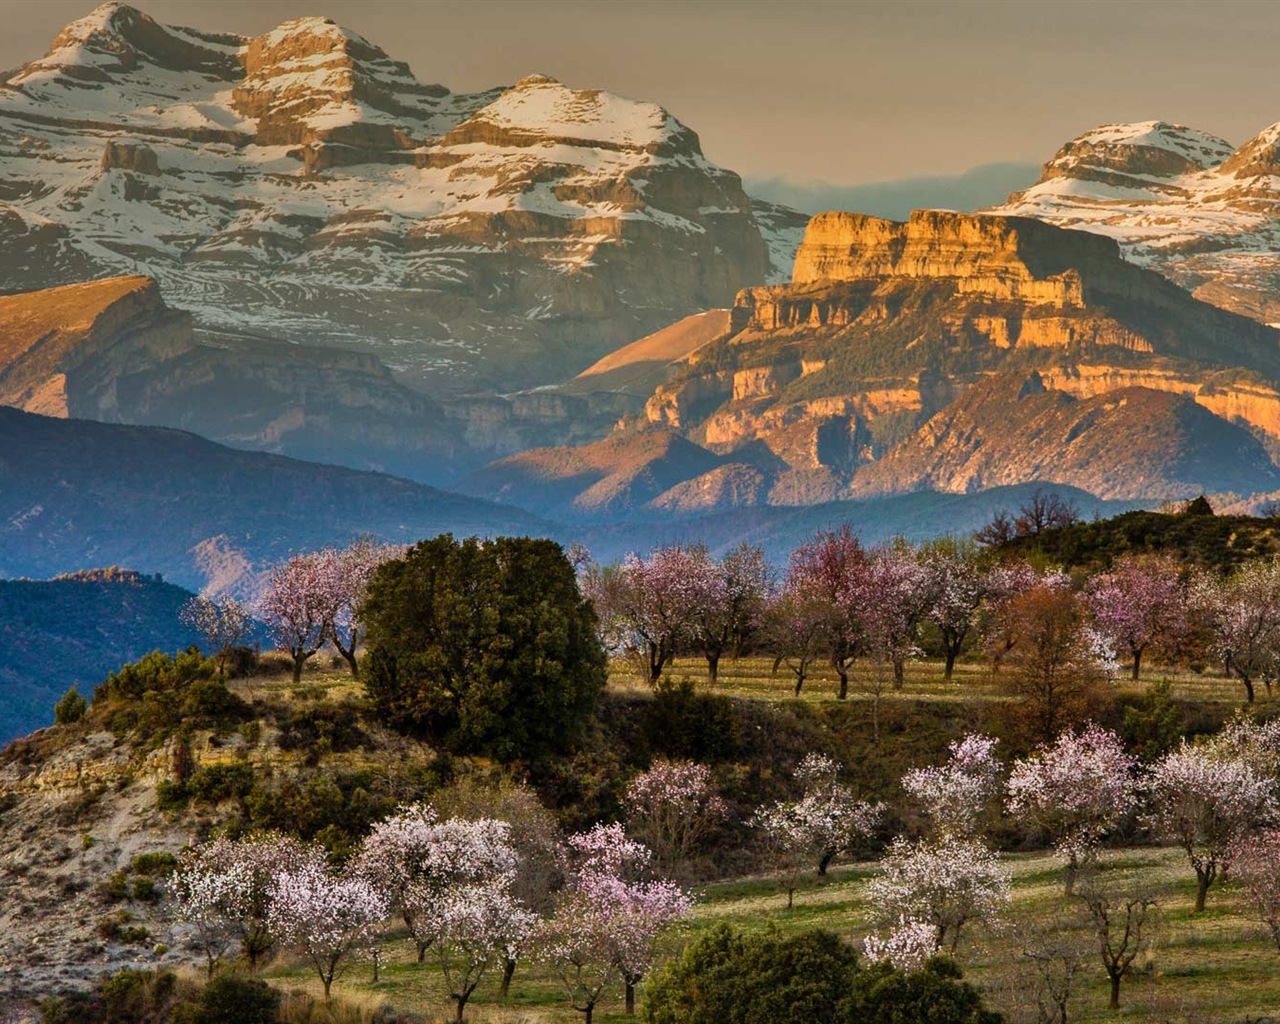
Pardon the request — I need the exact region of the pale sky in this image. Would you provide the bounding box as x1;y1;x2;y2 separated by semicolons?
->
2;0;1279;186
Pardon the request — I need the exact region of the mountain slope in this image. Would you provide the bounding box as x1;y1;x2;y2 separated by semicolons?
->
0;275;470;481
851;373;1280;500
993;119;1280;323
465;209;1280;516
0;406;549;593
0;569;204;743
0;3;800;392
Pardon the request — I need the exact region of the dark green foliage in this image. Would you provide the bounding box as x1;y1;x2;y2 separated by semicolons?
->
171;974;279;1024
130;852;178;876
90;649;250;743
155;780;189;813
363;534;606;762
276;698;368;762
996;506;1280;573
844;958;1003;1024
646;925;1000;1024
185;763;256;805
642;678;739;761
53;686;87;726
239;769;397;859
1120;680;1191;761
645;925;858;1024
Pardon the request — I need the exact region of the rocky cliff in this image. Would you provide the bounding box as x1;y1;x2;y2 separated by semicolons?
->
993;120;1280;323
0;3;801;393
465;209;1280;516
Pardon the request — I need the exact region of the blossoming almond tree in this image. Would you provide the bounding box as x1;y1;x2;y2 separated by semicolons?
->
901;734;1002;840
258;551;332;683
920;542;988;681
865;836;1011;953
1146;742;1277;911
1191;559;1280;702
1231;828;1280;951
433;874;535;1022
323;539;400;677
624;758;725;878
1087;555;1186;680
862;917;939;972
690;543;770;684
1006;724;1138;894
268;859;389;1000
179;595;250;678
171;855;255;977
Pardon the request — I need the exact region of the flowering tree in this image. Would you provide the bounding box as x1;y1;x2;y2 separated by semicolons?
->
690;543;770;684
901;734;1002;840
1006;724;1138;893
753;753;881;905
1231;828;1280;951
1087;555;1185;680
920;541;988;680
585;547;710;682
624;759;725;878
862;917;939;972
543;823;692;1017
848;545;929;687
433;875;535;1022
763;578;829;696
173;832;318;969
268;859;389;999
979;561;1056;673
179;595;250;678
865;836;1011;952
258;551;332;683
323;539;399;677
1191;560;1280;702
788;527;868;699
1145;742;1277;911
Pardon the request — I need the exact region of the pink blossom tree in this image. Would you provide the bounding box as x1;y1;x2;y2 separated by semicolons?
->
1146;742;1277;911
322;538;400;677
1191;560;1280;702
258;551;332;683
1087;555;1186;680
690;543;771;684
542;823;692;1017
763;577;829;696
788;527;868;699
432;875;535;1022
1006;724;1138;893
846;545;929;687
752;753;882;904
865;836;1011;953
179;595;250;678
1231;828;1280;951
901;734;1002;840
624;759;725;878
268;859;389;999
920;541;988;681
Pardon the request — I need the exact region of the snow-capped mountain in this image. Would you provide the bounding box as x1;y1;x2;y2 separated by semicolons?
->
0;3;803;392
994;120;1280;323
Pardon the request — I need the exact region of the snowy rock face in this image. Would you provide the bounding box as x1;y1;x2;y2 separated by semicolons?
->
0;3;796;392
994;120;1280;324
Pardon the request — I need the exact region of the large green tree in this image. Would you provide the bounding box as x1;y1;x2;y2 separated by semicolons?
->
361;535;606;762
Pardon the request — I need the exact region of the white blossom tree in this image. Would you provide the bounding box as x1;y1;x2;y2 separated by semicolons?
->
901;733;1002;840
1087;555;1185;680
258;551;332;683
268;859;389;1000
1231;827;1280;951
753;753;881;905
865;836;1011;953
179;595;250;678
433;874;535;1022
1145;742;1277;911
1191;560;1280;702
624;759;725;878
1006;724;1138;893
920;541;988;680
862;917;939;972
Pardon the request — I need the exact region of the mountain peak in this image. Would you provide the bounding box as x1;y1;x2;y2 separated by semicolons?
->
1037;120;1234;183
514;72;562;88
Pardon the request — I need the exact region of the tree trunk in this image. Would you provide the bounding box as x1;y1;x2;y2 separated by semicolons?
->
1195;865;1214;912
499;957;516;998
1109;973;1121;1011
892;657;905;688
322;975;332;1001
371;948;380;982
1131;646;1142;681
625;980;636;1015
943;645;958;681
818;850;835;876
1064;853;1078;897
1241;672;1256;704
836;666;848;701
794;671;805;697
291;656;304;684
584;1003;594;1024
787;885;795;910
707;650;720;685
416;939;428;964
337;644;360;678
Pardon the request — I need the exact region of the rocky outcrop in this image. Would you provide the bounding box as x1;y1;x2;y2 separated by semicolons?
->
0;4;799;393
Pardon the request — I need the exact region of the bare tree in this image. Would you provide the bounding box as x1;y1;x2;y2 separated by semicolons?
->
1077;874;1159;1011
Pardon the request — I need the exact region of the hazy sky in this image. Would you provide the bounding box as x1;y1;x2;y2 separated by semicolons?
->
3;0;1279;185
